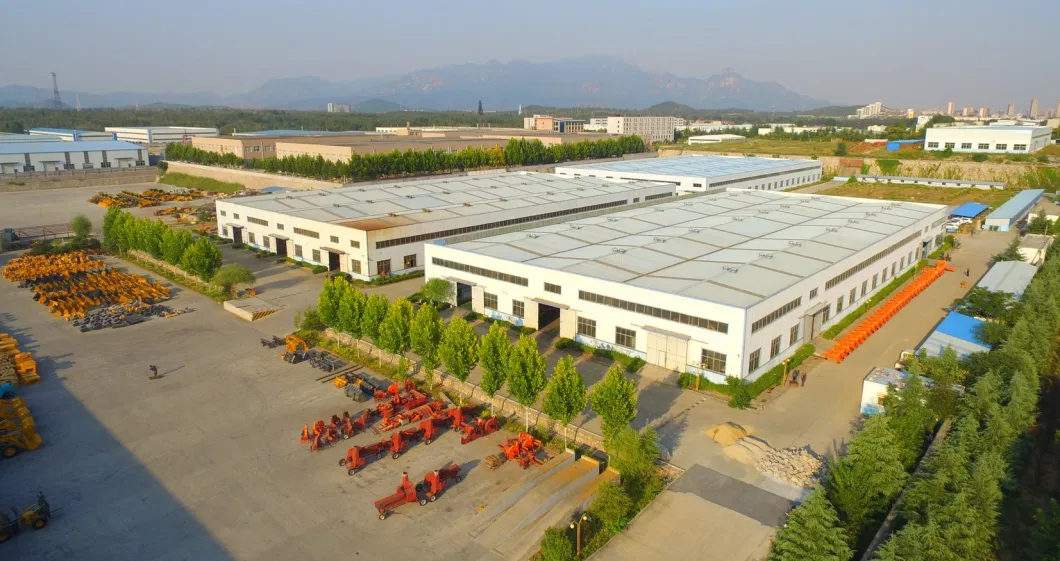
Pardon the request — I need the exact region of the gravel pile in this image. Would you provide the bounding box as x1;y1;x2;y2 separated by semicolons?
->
755;446;824;487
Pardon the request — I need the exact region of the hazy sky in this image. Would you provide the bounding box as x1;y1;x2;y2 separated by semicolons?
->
4;0;1058;110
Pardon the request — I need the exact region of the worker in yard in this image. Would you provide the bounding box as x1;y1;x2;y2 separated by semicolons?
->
965;268;970;277
149;365;160;379
800;372;807;387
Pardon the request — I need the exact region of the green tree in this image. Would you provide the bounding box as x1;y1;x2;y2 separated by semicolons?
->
337;285;366;337
953;287;1014;319
590;482;635;534
70;214;92;240
590;365;639;442
507;334;548;430
378;298;414;361
160;228;194;266
906;347;967;419
421;278;454;307
882;373;937;468
410;303;444;378
1032;500;1060;561
439;317;479;396
477;100;483;115
873;521;951;561
180;237;223;281
101;207;123;251
827;415;907;543
608;426;660;483
542;356;589;448
211;264;256;297
316;276;343;328
295;307;325;331
825;457;874;546
539;527;575;561
993;239;1024;262
766;489;852;561
1029;210;1051;234
833;142;848;157
479;323;511;415
360;293;389;350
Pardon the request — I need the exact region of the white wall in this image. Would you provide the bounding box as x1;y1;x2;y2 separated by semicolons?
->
555;160;823;193
924;127;1052;153
0;147;146;174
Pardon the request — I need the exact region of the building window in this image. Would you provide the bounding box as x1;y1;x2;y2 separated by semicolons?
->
748;349;761;373
350;239;360;248
996;144;1007;150
483;292;498;310
351;259;361;274
512;301;524;318
822;305;831;322
277;224;284;230
247;216;267;226
404;254;417;269
544;282;561;294
891;263;897;276
222;226;228;237
263;236;270;249
378;260;391;276
978;143;990;150
293;227;319;239
751;297;802;333
219;210;227;217
615;327;636;349
700;349;726;373
861;280;868;297
836;295;844;313
961;143;972;149
790;324;799;345
849;287;856;304
900;256;905;269
770;336;782;359
577;317;596;338
944;142;955;149
578;290;727;333
311;249;321;263
248;232;256;245
927;142;939;148
693;183;702;188
294;244;303;258
330;235;339;243
882;267;888;282
872;273;878;289
809;288;818;300
1013;144;1027;151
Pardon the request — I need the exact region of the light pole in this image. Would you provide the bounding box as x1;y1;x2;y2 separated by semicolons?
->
570;513;589;557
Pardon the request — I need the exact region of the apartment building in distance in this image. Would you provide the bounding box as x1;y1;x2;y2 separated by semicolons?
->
606;116;675;143
327;103;351;113
522;115;586;134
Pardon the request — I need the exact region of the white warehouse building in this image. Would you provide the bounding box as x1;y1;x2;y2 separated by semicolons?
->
105;126;219;144
425;190;947;381
924;125;1052;154
215;172;676;280
555;155;823;193
27;128;116;141
0;141;149;174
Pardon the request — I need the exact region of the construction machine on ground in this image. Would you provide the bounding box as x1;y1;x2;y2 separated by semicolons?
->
282;335;310;364
487;432;543;469
373;472;419;520
0;492;51;543
416;464;462;502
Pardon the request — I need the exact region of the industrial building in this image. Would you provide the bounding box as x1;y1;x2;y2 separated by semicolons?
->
425;189;947;381
106;126;219;145
522;115;586;134
26;128;115;141
191;131;385;160
272;137;514;162
976;260;1036;299
555;155;823;193
327;103;351;113
917;311;990;358
0;141;148;174
214;172;674;280
606;116;675;143
984;189;1044;231
0;133;61;144
924;125;1052;154
687;134;746;145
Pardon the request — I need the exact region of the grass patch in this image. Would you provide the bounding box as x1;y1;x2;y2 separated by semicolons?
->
117;252;230;302
349;270;424;286
820;262;924;340
816;182;1020;207
159;172;245;194
678;344;816;408
314;336;411;381
555;337;646;372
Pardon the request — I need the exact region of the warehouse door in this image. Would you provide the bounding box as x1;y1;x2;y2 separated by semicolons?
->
803;304;831;340
231;226;243;245
274;238;288;258
646;331;687;371
455;282;472;306
327;251;340;271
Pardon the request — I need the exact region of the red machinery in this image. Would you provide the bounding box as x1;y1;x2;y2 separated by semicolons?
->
460;416;500;444
416;464;462;502
389;426;425;458
339;440;391;475
373;472;419;520
304;420;341;451
488;432;543;469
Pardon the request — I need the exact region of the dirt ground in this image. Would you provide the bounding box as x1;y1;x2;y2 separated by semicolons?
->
815;182;1021;207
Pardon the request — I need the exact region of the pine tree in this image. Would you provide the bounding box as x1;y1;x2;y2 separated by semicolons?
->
873;521;953;561
479;323;511;415
844;415;908;501
1005;368;1039;435
1032;500;1060;561
766;489;852;561
882;373;937;468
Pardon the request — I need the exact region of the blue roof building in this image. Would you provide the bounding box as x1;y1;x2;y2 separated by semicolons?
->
984;189;1045;231
950;202;990;218
917;311;991;358
886;139;924;152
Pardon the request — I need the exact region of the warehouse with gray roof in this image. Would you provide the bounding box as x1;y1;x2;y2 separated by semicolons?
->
426;189;948;381
215;172;675;280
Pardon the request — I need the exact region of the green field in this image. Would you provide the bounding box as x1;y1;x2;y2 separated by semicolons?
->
158;172;244;194
817;183;1020;207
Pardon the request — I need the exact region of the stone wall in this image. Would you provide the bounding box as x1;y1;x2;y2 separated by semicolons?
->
165;161;340;191
0;169;160;192
658;148;1051;185
322;328;607;450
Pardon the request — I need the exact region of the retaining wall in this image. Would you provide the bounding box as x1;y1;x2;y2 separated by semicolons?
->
0;169;160;192
165;161;340;191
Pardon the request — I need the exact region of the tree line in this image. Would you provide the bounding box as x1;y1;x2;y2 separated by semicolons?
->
100;207;254;296
165;135;647;182
766;235;1060;561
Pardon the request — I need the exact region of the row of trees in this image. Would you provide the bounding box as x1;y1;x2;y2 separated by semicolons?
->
316;276;638;442
101;207;254;295
165;135;647;182
766;235;1060;560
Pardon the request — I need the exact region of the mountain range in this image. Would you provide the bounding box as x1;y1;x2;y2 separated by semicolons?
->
0;56;830;112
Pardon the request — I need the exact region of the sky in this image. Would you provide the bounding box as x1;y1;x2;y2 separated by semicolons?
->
3;0;1058;110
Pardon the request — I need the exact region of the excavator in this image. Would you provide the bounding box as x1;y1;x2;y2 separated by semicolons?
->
0;492;51;543
282;335;310;364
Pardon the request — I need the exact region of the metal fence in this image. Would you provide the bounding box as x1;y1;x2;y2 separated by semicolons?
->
2;166;158;179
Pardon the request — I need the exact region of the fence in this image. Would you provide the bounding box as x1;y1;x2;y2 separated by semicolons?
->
126;250;224;292
2;166;158;179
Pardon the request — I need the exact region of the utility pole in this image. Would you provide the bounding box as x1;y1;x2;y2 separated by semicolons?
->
51;72;62;109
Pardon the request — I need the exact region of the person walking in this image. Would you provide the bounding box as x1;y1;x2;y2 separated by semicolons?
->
149;365;160;379
965;268;970;277
800;372;808;387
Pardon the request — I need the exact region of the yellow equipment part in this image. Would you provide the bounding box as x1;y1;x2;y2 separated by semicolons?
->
0;420;42;457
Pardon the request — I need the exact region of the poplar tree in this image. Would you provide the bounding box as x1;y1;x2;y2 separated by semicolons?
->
506;334;547;431
542;356;588;448
590;365;638;442
410;303;444;380
479;323;511;415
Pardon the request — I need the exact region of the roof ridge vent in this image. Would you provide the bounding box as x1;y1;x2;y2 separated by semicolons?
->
654;208;666;212
442;191;451;195
406;194;415;198
365;199;374;203
606;217;618;222
788;240;802;246
848;219;860;223
422;208;431;213
611;248;627;254
653;237;667;243
731;217;744;222
463;202;471;207
388;212;397;217
826;227;840;232
332;203;342;207
758;252;774;258
722;266;739;273
500;198;508;202
526;233;539;239
688;227;701;233
570;225;581;230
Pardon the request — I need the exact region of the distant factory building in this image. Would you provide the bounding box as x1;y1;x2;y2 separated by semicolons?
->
925;126;1052;154
0;141;148;174
327;103;351;113
106;126;219;145
27;128;116;142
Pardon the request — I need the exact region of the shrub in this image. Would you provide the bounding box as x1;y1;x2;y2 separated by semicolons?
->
972;153;989;162
539;527;575;561
27;240;55;255
464;311;481;321
294;307;325;331
519;326;537;336
677;371;696;389
726;376;752;409
311;265;329;274
555;337;581;351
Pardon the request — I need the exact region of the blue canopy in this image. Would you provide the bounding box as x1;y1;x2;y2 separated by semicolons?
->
950;202;989;218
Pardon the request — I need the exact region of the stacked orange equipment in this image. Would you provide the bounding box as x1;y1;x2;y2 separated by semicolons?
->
0;334;38;386
822;260;954;363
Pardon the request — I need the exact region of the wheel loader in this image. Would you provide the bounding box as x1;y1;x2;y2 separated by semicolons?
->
282;335;310;364
0;492;51;543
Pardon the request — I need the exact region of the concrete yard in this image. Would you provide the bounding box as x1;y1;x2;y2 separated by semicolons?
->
0;252;567;561
0;183;201;231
